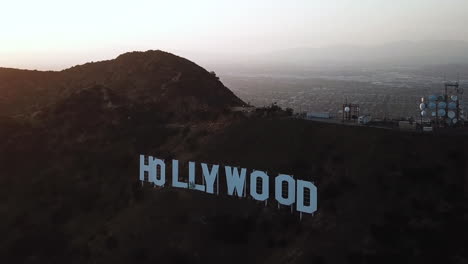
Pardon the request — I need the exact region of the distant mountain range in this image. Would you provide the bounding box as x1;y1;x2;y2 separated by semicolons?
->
262;40;468;66
177;40;468;70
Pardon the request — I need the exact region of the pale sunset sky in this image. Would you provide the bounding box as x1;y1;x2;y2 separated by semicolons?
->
1;0;467;70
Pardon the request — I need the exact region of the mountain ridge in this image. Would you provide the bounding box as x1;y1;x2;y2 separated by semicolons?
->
0;50;245;118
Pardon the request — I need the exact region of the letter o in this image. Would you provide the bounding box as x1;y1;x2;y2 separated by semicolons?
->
275;174;295;206
250;171;269;201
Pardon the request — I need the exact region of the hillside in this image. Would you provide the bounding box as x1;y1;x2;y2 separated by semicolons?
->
0;52;467;264
0;50;244;118
1;114;467;264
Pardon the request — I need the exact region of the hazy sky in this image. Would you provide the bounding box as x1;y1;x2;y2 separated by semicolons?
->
1;0;468;70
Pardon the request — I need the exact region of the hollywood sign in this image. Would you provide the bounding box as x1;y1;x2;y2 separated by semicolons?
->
139;155;317;214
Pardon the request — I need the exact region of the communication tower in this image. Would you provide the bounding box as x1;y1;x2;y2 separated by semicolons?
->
342;102;360;122
419;80;464;129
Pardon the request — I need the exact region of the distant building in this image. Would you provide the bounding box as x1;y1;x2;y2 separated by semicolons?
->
230;106;256;112
306;112;330;119
399;121;416;130
358;115;372;125
422;126;433;132
230;106;256;117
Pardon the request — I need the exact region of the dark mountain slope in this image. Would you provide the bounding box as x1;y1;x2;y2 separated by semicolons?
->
194;118;468;263
0;68;59;116
1;114;467;264
61;51;244;110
